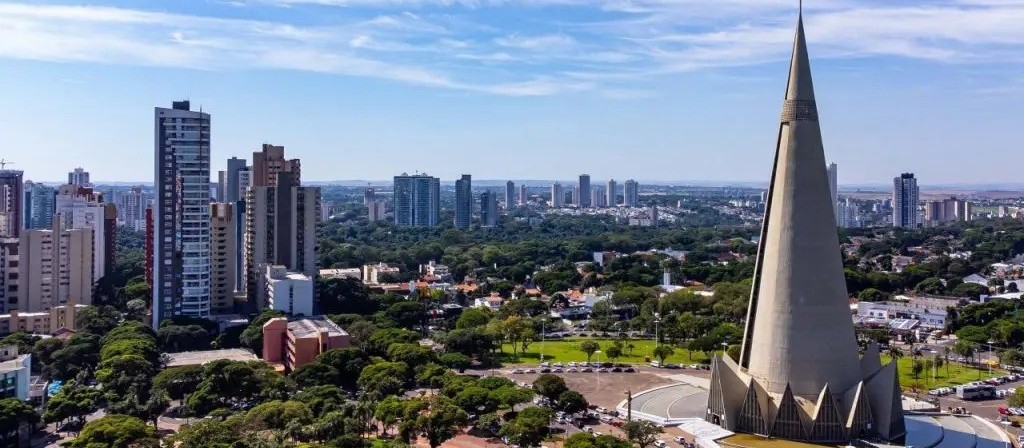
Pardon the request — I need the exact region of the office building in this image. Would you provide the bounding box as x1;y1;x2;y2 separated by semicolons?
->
252;144;300;188
262;316;350;372
210;203;237;314
368;200;386;222
893;173;919;229
550;183;564;208
23;181;55;230
393;174;440;227
606;179;617;207
623;180;639;207
152;100;212;325
706;11;904;443
225;157;247;204
54;185;111;282
265;265;314;316
245;171;320;308
826;162;839;226
0;169;24;238
518;184;527;206
481;190;498;227
505;181;515;209
67;168;90;187
19;223;93;312
454;174;472;230
578;174;591;207
0;239;17;314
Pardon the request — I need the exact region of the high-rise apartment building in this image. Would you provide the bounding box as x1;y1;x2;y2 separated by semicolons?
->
68;168;91;187
368;200;387;222
481;191;498;227
518;184;527;206
505;181;515;210
591;187;607;208
115;186;148;232
245;171;320;308
454;175;472;230
0;170;24;238
216;171;227;202
54;185;111;282
252;144;300;188
24;181;56;230
237;167;252;201
578;174;591;208
225;157;248;204
924;197;972;226
623;180;639;207
393;174;440;227
0;238;18;313
153;100;212;325
19;223;93;312
826;162;839;226
893;173;919;229
210;203;237;314
363;187;375;205
550;183;564;208
606;179;617;207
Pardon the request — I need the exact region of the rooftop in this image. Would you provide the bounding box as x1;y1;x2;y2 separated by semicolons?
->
165;348;258;367
0;354;31;374
288;317;348;339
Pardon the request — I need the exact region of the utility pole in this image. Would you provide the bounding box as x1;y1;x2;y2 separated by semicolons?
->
626;389;633;422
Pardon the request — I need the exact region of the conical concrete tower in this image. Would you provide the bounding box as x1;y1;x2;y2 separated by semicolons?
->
738;5;861;401
706;6;905;443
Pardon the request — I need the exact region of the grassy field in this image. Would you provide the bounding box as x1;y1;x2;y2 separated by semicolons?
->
883;355;1004;390
499;338;716;366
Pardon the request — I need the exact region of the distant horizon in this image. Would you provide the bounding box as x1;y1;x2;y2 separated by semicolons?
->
34;179;1024;193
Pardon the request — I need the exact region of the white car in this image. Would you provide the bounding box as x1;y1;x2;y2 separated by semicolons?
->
654;441;668;448
673;437;686;444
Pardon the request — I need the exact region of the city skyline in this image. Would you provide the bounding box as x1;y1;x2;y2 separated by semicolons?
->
2;1;1023;184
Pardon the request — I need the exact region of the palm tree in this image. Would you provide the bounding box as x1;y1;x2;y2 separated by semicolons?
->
889;346;904;362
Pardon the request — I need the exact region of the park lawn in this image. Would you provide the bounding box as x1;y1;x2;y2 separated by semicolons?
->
881;355;1004;390
499;338;717;366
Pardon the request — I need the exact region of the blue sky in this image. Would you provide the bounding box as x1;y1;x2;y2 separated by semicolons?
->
1;0;1023;184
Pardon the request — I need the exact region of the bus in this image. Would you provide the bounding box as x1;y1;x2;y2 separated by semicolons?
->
956;384;996;400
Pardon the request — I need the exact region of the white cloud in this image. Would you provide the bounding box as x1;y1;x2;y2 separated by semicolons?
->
0;0;1023;96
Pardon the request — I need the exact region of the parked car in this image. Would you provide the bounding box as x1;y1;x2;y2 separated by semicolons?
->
512;369;524;374
654;440;667;448
624;367;636;373
673;437;687;444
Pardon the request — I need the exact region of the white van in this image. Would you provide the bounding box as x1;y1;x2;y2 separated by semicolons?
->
650;361;661;368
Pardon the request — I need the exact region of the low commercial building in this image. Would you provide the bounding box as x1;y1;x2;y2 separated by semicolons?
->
855;295;965;330
262;316;350;372
165;348;258;368
0;304;89;336
265;265;314;316
319;268;362;280
0;345;31;400
363;263;400;284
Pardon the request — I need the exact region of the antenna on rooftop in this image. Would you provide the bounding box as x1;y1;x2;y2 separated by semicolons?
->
0;159;13;170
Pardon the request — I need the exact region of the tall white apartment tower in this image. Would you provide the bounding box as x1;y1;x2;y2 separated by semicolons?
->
153;100;212;326
893;173;920;229
623;180;639;207
551;183;564;208
826;163;839;226
607;179;617;207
